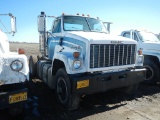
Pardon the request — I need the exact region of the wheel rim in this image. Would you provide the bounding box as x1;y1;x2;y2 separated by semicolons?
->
56;77;68;103
144;65;154;80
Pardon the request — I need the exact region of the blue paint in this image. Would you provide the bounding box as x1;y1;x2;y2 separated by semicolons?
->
63;37;86;55
47;36;60;59
47;36;86;60
63;37;86;50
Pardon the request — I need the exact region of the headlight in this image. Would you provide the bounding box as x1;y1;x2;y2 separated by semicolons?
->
10;60;23;71
73;60;81;69
137;56;143;64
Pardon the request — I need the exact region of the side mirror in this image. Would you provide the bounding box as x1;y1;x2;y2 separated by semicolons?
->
38;12;46;32
103;22;112;34
10;14;16;35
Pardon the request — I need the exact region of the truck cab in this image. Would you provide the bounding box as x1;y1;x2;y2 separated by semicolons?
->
121;29;160;84
0;13;29;115
29;12;146;110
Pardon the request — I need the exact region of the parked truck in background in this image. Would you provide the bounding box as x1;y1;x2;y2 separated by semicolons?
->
0;13;29;115
121;29;160;84
29;12;146;110
156;33;160;40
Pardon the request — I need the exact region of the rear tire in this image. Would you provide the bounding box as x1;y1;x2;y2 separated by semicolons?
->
143;59;159;84
29;55;37;78
55;68;80;110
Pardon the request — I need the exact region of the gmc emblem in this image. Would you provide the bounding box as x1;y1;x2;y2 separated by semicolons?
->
111;41;123;44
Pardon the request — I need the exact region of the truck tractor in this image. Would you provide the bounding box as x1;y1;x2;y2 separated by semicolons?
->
0;13;29;115
121;29;160;84
29;12;146;110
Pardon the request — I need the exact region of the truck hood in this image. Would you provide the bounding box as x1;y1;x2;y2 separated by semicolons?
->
140;42;160;52
65;31;137;44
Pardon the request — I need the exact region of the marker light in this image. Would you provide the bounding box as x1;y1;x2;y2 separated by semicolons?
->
138;48;142;55
82;14;85;16
18;48;25;54
73;52;80;58
77;13;79;15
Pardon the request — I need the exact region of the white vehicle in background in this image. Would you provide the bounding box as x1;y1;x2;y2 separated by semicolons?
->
156;34;160;40
0;13;29;115
121;29;160;84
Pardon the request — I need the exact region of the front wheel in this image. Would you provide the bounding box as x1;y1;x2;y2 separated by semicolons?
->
143;59;160;84
55;68;80;110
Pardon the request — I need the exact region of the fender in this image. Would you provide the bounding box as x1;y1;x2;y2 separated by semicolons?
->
52;52;86;74
143;51;160;63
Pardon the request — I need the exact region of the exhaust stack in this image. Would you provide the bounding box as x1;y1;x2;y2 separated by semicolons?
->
37;12;47;56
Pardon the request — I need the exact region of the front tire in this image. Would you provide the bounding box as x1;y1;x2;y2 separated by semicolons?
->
144;59;160;84
29;55;37;78
55;68;80;110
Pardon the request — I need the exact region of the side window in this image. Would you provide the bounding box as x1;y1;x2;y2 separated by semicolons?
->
52;19;61;33
123;32;130;38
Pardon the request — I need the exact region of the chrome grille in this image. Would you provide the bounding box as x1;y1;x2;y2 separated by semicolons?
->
90;44;136;68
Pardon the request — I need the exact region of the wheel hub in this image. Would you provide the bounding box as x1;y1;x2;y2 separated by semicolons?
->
57;77;68;103
144;65;154;80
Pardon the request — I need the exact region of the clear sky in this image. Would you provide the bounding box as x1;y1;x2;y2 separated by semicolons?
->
0;0;160;43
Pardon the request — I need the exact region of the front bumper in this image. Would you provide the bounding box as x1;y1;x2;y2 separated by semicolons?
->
0;84;28;109
70;68;146;94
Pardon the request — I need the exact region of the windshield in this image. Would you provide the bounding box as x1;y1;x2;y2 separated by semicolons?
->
138;31;160;42
63;16;108;33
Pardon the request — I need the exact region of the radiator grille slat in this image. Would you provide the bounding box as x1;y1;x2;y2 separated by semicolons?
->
90;44;136;68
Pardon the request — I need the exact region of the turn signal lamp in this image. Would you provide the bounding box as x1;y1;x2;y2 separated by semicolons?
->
138;48;142;55
18;48;25;54
73;52;80;58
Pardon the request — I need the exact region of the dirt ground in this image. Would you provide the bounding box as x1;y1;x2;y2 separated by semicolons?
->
1;42;160;120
